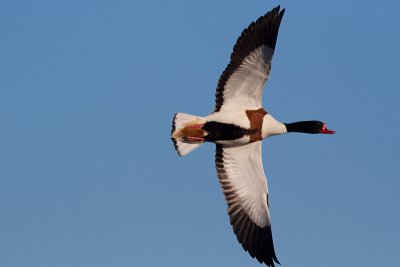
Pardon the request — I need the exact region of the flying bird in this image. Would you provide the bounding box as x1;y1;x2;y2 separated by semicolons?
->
171;6;335;266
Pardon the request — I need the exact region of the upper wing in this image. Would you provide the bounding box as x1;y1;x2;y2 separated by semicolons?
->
214;6;285;112
215;142;279;266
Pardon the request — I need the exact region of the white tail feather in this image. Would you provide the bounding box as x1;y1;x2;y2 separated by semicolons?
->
171;112;205;157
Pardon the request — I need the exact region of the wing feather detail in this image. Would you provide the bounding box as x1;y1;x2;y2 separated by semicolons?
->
215;142;279;266
215;6;285;111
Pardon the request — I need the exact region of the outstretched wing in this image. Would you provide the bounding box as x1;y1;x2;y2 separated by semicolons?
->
215;6;285;112
215;142;279;266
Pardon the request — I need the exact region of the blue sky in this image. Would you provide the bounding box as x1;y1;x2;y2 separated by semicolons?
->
1;0;399;266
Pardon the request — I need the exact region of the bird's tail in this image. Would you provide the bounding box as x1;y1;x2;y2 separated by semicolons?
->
171;112;206;157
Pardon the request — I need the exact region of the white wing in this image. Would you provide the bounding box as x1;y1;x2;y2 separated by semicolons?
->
215;142;279;266
214;6;285;112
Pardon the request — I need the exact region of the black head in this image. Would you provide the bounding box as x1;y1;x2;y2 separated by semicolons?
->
284;121;335;134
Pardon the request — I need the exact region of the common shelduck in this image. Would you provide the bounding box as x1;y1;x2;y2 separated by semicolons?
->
171;6;335;266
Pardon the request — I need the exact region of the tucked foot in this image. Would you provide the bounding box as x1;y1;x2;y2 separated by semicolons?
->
185;124;204;129
184;136;205;143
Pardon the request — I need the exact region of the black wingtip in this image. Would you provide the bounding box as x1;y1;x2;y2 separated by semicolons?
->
280;8;286;17
270;5;285;23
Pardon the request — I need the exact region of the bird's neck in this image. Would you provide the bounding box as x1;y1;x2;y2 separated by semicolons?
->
261;114;287;138
283;121;321;134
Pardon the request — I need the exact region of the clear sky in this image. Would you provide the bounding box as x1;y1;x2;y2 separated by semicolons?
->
1;0;399;266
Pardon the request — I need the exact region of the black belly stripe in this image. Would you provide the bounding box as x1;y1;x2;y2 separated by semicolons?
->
203;121;254;142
